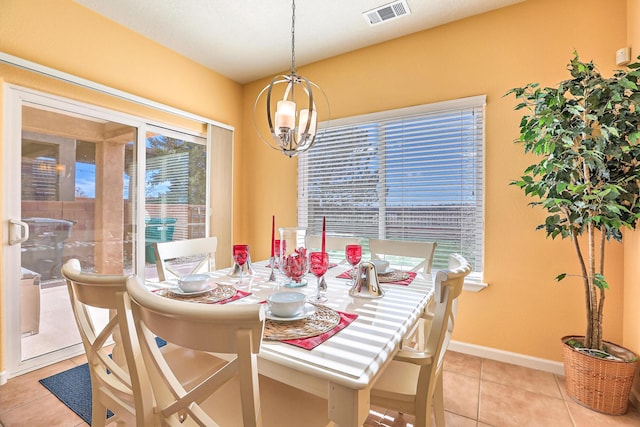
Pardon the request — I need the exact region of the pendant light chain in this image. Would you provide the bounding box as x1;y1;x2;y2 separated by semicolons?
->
290;0;296;74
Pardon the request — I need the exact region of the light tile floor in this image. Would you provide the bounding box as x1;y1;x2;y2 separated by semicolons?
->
1;351;639;426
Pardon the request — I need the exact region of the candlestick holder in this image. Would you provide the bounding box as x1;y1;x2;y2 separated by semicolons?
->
269;256;277;282
279;227;308;287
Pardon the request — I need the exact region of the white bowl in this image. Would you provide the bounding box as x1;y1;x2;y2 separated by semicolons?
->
178;274;210;293
266;291;306;318
371;259;390;273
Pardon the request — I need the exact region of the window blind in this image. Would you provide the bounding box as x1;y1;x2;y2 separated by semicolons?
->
298;96;485;272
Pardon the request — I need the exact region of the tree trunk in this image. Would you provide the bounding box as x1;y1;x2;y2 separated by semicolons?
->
569;226;592;347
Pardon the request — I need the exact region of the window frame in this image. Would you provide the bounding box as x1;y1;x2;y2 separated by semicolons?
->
298;95;487;289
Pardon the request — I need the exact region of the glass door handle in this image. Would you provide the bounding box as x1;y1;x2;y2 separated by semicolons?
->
8;219;29;245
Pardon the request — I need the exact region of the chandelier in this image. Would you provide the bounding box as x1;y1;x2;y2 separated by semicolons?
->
253;0;329;158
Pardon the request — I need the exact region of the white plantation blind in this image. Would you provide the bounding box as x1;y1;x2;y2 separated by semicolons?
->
298;96;485;272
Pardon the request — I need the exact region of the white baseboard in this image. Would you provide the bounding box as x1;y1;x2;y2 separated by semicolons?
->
0;370;8;386
448;341;565;376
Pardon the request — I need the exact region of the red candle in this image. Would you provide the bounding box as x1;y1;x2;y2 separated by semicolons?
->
321;216;326;253
271;215;275;257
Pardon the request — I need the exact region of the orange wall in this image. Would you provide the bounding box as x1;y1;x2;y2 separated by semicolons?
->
242;0;629;362
0;0;242;371
624;0;640;401
624;1;640;354
0;0;242;126
0;0;634;368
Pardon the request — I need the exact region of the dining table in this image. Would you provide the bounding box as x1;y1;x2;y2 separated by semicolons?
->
146;260;434;427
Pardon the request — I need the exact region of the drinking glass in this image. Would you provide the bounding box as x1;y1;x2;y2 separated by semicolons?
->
279;227;308;287
274;239;283;266
345;244;362;286
232;244;249;284
308;251;329;303
345;244;362;268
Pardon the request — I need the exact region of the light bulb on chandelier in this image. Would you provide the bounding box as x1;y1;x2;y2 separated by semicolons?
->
253;0;329;158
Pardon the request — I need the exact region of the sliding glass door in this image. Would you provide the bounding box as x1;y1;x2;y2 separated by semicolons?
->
142;128;207;278
3;86;215;377
7;96;140;374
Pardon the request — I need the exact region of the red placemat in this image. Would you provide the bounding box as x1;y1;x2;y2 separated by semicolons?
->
281;311;358;350
336;270;417;286
336;270;352;280
384;271;416;285
217;289;251;304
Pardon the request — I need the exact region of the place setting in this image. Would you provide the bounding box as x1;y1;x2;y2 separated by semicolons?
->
369;259;415;284
336;245;417;285
262;290;357;350
257;217;358;348
155;273;251;304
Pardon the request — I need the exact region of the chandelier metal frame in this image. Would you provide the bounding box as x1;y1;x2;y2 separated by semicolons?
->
253;0;329;158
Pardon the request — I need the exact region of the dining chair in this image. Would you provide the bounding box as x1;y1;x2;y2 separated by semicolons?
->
126;275;331;427
153;236;218;281
369;253;471;427
369;238;437;274
306;235;363;264
61;258;145;426
369;239;438;345
62;259;225;427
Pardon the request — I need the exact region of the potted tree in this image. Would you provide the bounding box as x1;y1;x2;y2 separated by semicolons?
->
507;52;640;415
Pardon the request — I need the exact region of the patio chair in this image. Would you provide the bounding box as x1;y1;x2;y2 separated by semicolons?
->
153;236;218;281
369;253;471;427
126;275;331;427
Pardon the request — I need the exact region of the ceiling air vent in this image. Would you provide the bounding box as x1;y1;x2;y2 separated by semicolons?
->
363;0;411;26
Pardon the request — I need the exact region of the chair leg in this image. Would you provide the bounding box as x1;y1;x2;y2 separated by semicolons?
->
91;398;107;427
417;399;432;427
433;372;445;427
413;384;432;427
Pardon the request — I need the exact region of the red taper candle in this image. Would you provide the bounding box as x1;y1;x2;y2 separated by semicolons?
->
271;215;275;257
321;216;326;253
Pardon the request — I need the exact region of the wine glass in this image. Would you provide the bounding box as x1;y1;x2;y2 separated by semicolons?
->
308;251;329;303
232;244;249;284
345;244;362;285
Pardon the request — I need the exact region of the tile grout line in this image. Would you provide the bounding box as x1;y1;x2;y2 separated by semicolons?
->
477;358;483;425
555;373;578;427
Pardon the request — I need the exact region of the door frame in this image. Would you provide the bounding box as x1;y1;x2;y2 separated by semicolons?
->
2;85;147;378
1;84;215;379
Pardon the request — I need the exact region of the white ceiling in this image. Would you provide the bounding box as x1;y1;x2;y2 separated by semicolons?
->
73;0;523;84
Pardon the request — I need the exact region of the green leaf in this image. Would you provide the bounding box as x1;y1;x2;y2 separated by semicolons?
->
566;338;584;348
594;273;609;289
619;78;638;90
556;273;567;281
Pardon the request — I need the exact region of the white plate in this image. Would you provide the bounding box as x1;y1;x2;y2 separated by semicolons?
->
377;267;396;275
168;286;212;296
265;303;316;321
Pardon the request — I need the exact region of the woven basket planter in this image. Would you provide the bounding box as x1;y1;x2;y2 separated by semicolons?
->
562;335;639;415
